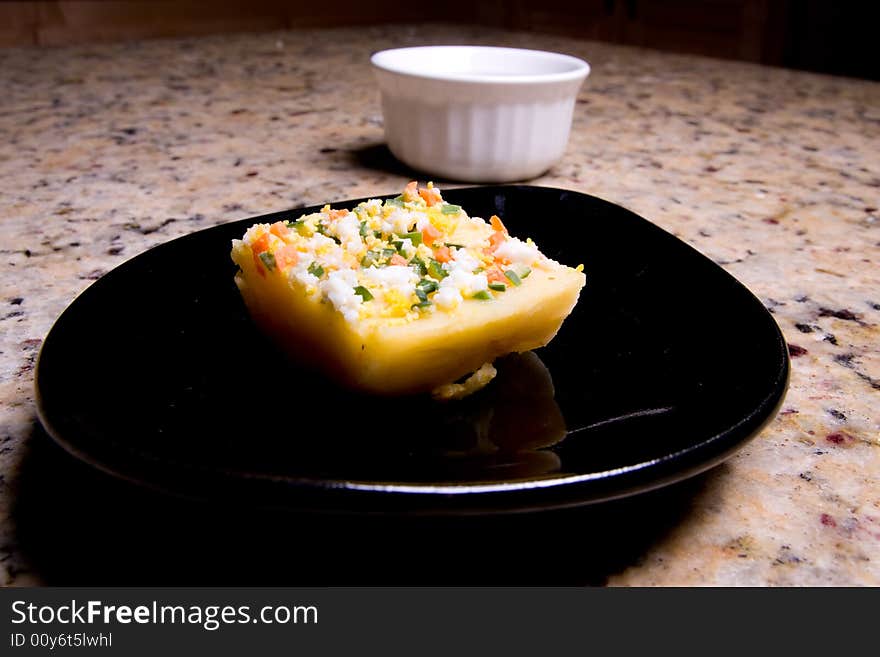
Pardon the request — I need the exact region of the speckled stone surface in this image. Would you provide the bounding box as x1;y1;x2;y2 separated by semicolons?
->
1;24;877;586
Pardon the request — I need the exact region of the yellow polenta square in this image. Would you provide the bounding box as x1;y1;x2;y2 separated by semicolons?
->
230;182;585;397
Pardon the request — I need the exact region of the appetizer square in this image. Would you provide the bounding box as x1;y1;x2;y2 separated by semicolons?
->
231;182;585;397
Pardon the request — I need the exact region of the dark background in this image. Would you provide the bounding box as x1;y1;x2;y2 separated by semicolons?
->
1;1;878;80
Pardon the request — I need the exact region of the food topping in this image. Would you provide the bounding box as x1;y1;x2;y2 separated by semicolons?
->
233;182;556;324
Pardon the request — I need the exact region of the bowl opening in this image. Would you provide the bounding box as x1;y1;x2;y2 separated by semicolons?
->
371;46;589;83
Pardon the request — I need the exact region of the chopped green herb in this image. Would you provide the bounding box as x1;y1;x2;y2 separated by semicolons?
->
361;250;381;267
410;256;427;276
443;242;464;249
285;219;304;228
504;269;522;286
373;230;382;239
386;196;405;208
354;285;374;301
381;248;397;260
417;279;439;295
359;221;370;237
391;232;422;253
315;223;341;244
402;231;423;245
440;203;462;215
489;282;507;292
520;267;532;279
472;290;493;301
259;251;276;271
415;287;428;303
411;301;432;310
427;259;447;280
307;262;324;278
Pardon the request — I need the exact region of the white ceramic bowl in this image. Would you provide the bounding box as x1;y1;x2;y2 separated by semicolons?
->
371;45;590;183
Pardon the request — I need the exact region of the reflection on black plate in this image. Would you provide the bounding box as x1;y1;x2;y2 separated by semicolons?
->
35;186;789;514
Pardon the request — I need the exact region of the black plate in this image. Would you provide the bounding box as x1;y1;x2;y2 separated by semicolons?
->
35;186;788;514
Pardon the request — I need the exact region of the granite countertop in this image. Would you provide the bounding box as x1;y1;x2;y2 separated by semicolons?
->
0;24;877;586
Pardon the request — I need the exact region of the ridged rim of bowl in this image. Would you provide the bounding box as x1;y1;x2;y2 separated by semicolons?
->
371;45;590;86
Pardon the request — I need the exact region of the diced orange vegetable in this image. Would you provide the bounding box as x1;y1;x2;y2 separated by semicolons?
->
270;222;290;239
326;209;350;221
389;253;408;266
489;215;507;233
484;231;510;264
252;250;266;277
433;245;452;263
421;224;442;246
486;268;507;284
403;181;419;202
275;244;299;269
488;231;506;251
419;186;442;206
252;233;270;254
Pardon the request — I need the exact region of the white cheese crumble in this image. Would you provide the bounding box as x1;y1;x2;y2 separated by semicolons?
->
447;247;481;274
319;269;362;323
434;286;463;310
493;237;541;266
362;264;419;296
441;268;488;297
333;213;364;254
383;208;417;235
289;260;320;289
